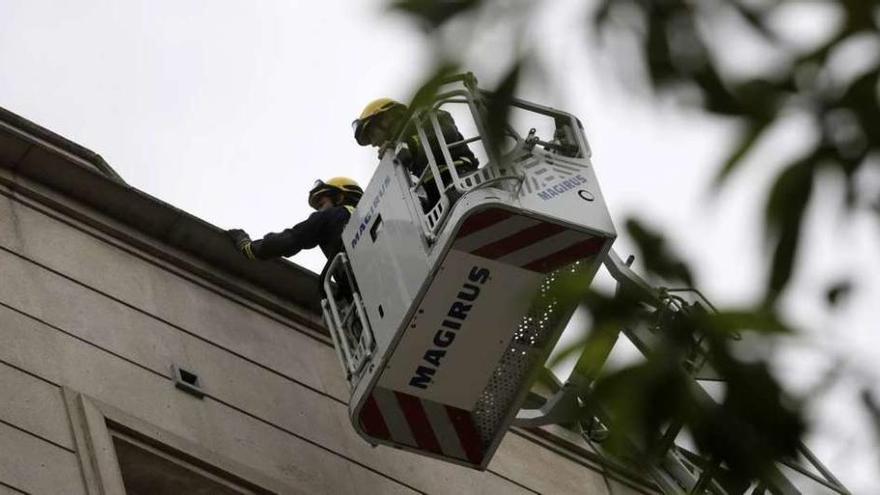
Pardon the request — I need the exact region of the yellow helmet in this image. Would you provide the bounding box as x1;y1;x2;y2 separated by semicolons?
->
353;98;406;146
308;177;363;209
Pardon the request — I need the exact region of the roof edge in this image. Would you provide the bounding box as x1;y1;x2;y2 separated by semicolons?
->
0;105;324;327
0;106;126;183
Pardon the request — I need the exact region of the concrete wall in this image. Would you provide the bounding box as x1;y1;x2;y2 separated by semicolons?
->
0;134;655;494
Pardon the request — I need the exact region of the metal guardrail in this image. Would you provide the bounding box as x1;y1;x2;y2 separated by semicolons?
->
320;253;375;382
402;79;586;243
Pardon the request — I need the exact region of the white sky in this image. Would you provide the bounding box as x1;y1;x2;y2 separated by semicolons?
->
2;0;877;492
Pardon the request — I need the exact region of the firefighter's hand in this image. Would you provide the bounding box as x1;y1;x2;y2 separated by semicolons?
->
394;144;413;165
379;137;404;160
226;229;257;259
226;228;250;247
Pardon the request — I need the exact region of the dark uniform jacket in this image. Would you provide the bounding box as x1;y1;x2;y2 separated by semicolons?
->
249;205;354;264
399;110;478;207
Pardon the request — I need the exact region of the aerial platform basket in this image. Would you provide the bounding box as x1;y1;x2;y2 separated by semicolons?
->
321;74;616;468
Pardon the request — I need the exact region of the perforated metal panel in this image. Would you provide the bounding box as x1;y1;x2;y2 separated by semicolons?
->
471;260;589;446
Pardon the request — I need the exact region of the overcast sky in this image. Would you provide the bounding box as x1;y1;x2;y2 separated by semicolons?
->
2;0;877;491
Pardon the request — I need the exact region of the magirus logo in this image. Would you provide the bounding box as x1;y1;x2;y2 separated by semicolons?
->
408;266;491;390
535;174;588;201
520;156;590;196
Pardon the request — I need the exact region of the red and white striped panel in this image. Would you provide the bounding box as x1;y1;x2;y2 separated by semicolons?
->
453;208;606;273
358;387;484;466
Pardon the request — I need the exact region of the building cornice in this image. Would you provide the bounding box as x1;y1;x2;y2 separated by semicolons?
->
0;106;324;332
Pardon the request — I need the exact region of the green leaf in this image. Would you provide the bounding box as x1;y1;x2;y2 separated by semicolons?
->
547;289;642;370
728;1;777;42
861;390;880;446
643;10;673;83
713;120;769;188
692;63;743;117
733;78;791;119
593;361;695;457
407;63;462;112
591;0;613;33
700;308;791;336
388;0;481;31
840;0;877;34
692;359;805;482
625;218;694;287
763;154;817;303
837;68;880;147
484;62;521;153
825;280;853;307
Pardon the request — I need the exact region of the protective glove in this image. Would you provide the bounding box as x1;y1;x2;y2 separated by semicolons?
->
226;229;256;259
394;143;413;166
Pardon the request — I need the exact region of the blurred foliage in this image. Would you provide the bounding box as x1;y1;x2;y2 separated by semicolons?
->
862;390;880;447
626;218;693;287
579;218;804;485
392;0;878;489
484;62;522;152
589;0;880;302
826;279;853;307
407;63;463;111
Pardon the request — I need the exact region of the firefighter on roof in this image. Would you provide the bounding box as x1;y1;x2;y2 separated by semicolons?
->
352;98;478;209
226;177;363;277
